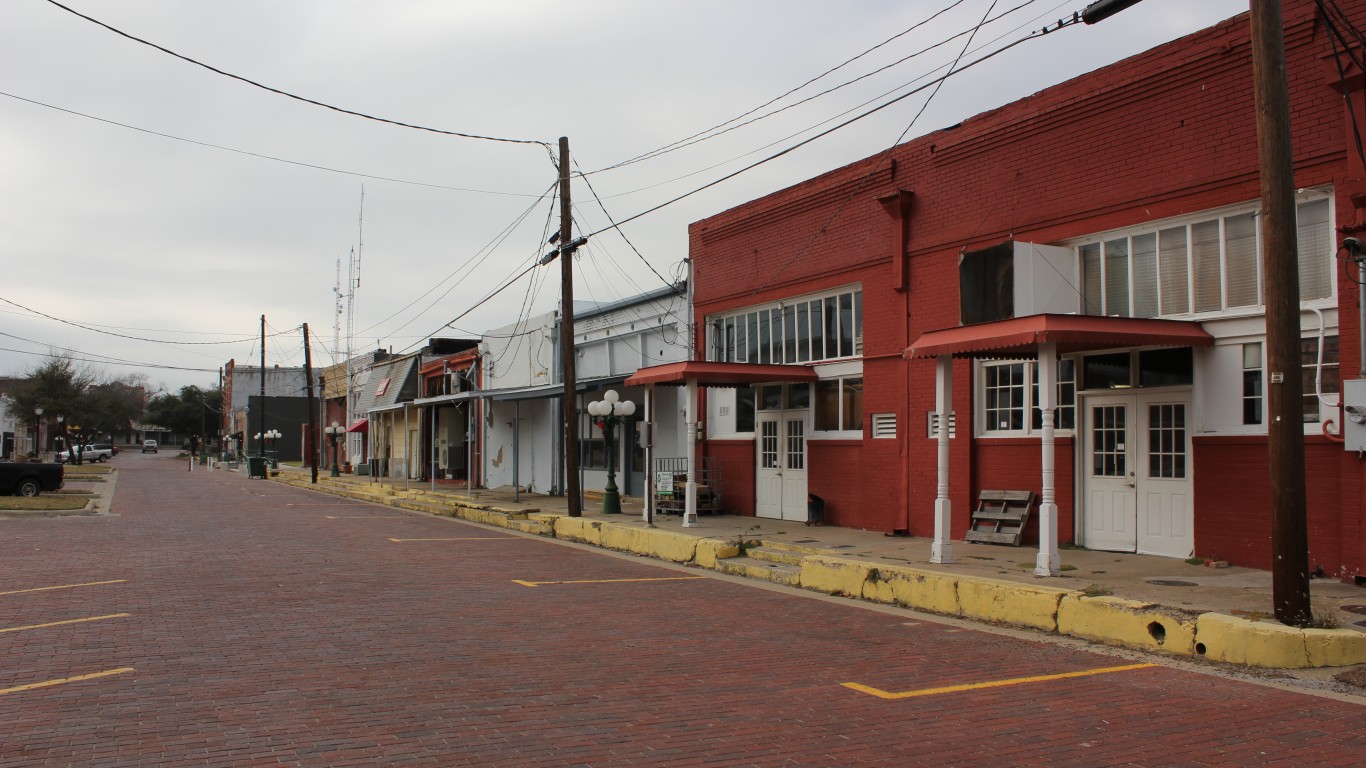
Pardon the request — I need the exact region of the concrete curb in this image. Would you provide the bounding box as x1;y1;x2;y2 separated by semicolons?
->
272;475;1366;669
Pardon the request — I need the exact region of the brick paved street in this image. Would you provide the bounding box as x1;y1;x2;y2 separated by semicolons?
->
2;454;1363;767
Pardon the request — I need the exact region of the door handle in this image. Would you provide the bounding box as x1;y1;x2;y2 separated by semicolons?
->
1124;472;1135;488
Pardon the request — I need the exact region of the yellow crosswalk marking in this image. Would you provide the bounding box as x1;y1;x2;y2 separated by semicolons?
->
843;663;1157;700
513;576;708;587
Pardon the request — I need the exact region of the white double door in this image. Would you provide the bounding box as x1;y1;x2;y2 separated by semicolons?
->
756;410;809;521
1082;393;1193;558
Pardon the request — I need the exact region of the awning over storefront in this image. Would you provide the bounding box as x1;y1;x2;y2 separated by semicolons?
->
624;361;819;388
412;391;477;406
904;314;1213;360
346;419;369;433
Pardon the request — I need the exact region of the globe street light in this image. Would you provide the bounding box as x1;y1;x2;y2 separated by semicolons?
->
586;389;636;515
324;421;344;477
263;428;282;467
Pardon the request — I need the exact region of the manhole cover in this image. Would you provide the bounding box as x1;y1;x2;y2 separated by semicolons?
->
1145;579;1197;587
1340;604;1366;616
829;544;856;549
793;539;818;544
1357;619;1366;628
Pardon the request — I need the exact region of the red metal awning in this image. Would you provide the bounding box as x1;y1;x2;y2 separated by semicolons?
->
346;419;369;433
624;361;819;388
905;314;1213;360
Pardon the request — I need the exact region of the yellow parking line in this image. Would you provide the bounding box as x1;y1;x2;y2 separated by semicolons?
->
0;613;130;634
842;663;1157;700
0;667;135;696
388;537;520;542
513;576;708;588
0;579;126;597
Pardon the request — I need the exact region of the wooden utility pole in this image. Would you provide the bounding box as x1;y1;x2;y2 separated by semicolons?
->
559;136;581;517
304;323;318;485
1250;0;1311;626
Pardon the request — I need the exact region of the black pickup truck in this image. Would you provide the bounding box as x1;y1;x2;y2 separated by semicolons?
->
0;461;65;497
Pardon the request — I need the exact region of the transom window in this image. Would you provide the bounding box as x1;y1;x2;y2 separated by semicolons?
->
707;287;862;365
1078;196;1333;318
979;360;1076;436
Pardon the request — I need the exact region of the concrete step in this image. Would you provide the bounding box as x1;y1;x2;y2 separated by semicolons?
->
759;539;835;556
714;556;801;587
744;546;806;566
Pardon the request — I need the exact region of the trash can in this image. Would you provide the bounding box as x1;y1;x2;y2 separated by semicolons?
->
806;493;825;526
247;456;268;479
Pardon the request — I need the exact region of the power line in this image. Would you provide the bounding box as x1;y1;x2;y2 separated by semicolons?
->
42;0;549;147
584;20;1061;239
572;158;677;291
358;182;558;343
0;295;290;345
0;345;219;374
754;0;1004;295
592;0;1032;173
0;90;546;197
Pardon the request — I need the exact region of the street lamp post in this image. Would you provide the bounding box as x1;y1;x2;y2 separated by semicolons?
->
32;406;43;460
56;414;69;464
587;389;636;515
262;429;282;467
324;421;343;477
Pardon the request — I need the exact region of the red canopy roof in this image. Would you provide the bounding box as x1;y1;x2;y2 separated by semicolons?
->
346;418;369;433
905;314;1213;360
625;361;819;388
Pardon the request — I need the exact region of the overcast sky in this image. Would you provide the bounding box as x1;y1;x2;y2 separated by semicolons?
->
1;0;1250;393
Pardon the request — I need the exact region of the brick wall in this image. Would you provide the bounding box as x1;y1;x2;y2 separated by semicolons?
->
688;0;1366;572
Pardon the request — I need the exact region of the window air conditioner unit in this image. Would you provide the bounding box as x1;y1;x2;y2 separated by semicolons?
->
959;240;1079;325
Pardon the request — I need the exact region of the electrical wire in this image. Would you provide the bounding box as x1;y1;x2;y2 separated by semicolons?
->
755;0;1003;296
0;345;219;373
42;0;549;147
592;0;1039;174
0;90;546;197
0;295;290;345
584;19;1060;240
360;183;558;345
572;158;677;290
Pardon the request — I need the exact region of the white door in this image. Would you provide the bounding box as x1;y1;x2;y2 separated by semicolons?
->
1082;394;1194;557
1083;396;1137;551
1135;396;1194;558
756;411;808;521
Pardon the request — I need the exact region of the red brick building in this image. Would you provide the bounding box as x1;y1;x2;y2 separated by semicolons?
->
686;0;1366;580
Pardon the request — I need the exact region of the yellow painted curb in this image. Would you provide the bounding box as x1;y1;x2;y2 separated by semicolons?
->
1194;612;1366;668
956;576;1070;632
800;555;872;598
599;525;698;563
1057;595;1197;656
860;563;961;617
552;516;603;546
695;538;739;569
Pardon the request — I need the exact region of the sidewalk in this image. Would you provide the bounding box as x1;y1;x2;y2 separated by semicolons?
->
270;467;1366;669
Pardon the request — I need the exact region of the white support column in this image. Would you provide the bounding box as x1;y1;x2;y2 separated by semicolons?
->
643;385;655;525
1035;342;1061;577
683;379;699;528
931;355;954;564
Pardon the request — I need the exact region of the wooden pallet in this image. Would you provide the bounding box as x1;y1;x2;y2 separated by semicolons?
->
964;490;1036;546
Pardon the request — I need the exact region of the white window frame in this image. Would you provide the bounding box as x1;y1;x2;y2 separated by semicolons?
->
1070;188;1336;321
810;361;864;439
977;359;1077;438
705;285;863;366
